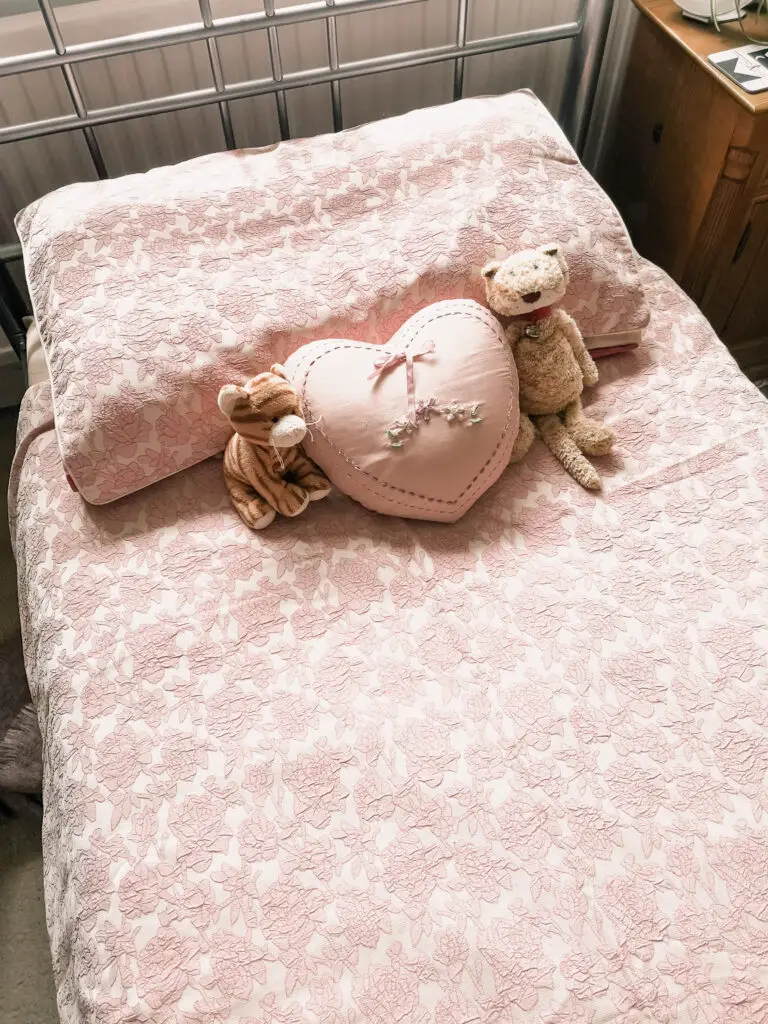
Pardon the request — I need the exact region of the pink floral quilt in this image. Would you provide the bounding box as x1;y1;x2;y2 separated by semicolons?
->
10;262;768;1023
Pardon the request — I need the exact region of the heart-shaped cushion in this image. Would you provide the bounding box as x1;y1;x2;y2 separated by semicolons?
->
284;300;519;522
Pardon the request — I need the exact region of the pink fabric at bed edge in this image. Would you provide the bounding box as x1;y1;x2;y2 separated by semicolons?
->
16;90;649;505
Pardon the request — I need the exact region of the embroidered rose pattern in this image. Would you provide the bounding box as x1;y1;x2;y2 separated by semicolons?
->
10;265;768;1024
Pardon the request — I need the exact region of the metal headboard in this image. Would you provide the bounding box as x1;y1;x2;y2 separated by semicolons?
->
0;0;614;369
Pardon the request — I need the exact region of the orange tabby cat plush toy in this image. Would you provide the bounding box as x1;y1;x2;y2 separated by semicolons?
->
218;365;331;530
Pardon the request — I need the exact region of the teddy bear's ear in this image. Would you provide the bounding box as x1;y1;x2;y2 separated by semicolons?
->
482;259;502;280
270;363;288;380
217;384;248;418
541;245;559;256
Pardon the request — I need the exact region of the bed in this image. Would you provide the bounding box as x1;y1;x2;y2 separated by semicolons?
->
7;252;768;1022
3;3;768;1023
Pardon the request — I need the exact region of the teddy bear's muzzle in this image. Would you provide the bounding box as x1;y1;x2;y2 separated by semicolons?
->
522;290;542;305
270;414;307;448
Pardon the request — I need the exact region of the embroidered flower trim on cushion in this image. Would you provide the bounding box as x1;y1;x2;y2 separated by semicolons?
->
386;401;484;449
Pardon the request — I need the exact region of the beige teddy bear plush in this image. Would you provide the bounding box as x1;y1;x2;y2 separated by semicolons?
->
482;244;614;490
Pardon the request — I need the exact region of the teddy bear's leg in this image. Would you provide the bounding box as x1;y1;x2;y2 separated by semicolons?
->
227;481;277;530
563;398;614;457
290;453;332;501
535;414;602;490
510;414;535;464
272;480;312;518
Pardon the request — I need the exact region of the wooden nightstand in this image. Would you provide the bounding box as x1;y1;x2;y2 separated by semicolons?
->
602;0;768;380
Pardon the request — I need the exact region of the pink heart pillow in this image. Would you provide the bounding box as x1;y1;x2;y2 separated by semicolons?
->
284;300;519;523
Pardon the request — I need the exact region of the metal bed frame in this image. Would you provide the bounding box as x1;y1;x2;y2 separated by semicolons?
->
0;0;614;370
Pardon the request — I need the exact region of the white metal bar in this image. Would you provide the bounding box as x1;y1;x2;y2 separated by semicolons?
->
0;0;427;79
561;0;615;153
325;0;343;131
36;0;109;178
0;21;580;146
264;0;291;141
453;0;469;102
198;0;236;149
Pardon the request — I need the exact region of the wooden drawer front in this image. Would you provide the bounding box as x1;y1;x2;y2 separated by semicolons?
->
682;145;759;303
721;200;768;347
727;335;768;381
603;16;740;283
698;195;768;381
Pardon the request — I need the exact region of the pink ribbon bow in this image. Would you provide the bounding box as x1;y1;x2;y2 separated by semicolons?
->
368;338;435;423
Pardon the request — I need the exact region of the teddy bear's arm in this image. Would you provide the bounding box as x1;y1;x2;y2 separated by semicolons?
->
237;444;310;517
504;324;522;355
291;451;332;500
560;311;599;388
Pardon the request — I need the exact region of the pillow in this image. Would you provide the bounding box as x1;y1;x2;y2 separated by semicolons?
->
284;300;520;523
16;90;649;504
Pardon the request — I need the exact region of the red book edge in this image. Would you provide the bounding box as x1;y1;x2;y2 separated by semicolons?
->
589;343;640;359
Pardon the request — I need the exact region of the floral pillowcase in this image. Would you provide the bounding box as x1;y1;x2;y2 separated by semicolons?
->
16;90;649;504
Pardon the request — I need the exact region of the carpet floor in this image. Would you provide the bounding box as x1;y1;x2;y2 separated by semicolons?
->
0;406;59;1024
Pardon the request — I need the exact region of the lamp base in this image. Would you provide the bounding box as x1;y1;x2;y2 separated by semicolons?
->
682;11;744;21
674;1;757;23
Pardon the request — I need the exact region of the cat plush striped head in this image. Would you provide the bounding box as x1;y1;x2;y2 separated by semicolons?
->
218;365;307;450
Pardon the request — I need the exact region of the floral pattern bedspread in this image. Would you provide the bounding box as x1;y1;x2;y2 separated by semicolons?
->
10;262;768;1024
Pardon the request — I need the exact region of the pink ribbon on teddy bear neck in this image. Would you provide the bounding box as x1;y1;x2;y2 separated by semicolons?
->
368;338;435;423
